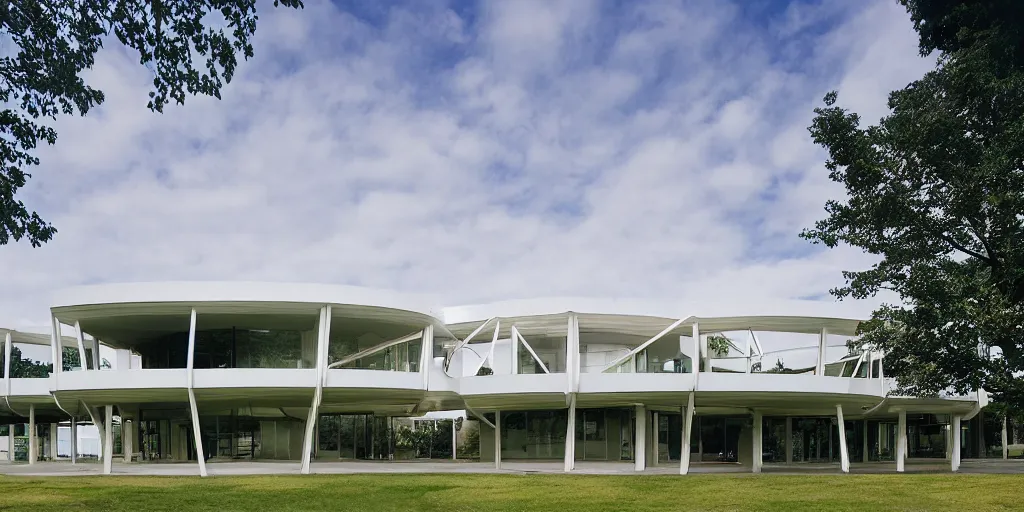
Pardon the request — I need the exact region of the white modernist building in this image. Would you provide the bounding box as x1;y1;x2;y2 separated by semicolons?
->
0;282;1001;475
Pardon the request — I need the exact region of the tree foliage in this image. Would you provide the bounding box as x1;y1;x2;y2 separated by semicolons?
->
805;2;1024;409
706;334;731;358
1;0;303;247
900;0;1024;69
2;346;82;377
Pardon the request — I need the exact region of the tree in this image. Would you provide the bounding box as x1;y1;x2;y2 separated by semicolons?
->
3;345;80;377
706;334;731;358
803;5;1024;409
900;0;1024;70
1;0;303;247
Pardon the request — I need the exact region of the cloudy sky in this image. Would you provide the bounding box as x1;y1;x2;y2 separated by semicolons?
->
0;0;933;332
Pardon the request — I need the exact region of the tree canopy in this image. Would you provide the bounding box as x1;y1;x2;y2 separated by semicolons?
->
1;0;303;247
2;345;82;377
805;2;1024;410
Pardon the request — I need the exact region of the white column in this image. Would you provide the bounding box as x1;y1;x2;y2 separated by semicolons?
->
836;405;849;473
752;410;762;473
92;337;101;370
74;321;88;370
185;308;207;477
680;392;694;475
123;419;132;463
896;410;906;472
634;405;646;471
28;405;36;465
7;424;13;462
652;411;659;466
301;306;330;474
4;331;13;396
785;417;793;464
103;405;113;474
692;323;701;376
945;423;952;460
1002;416;1008;460
816;328;829;376
494;410;502;470
862;419;869;463
50;316;62;380
511;326;520;375
952;415;962;472
452;420;457;460
420;324;433;390
49;423;57;461
564;395;576;472
70;420;77;464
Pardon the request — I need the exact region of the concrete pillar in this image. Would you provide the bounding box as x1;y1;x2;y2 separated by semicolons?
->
494;410;501;470
564;396;576;472
945;423;952;460
70;420;78;464
49;423;58;460
103;405;113;474
652;411;659;466
785;417;793;464
836;405;849;473
7;424;13;462
28;405;36;465
680;392;694;475
124;419;133;463
862;419;869;463
896;410;906;473
1002;416;1008;460
452;419;457;460
752;411;762;473
634;405;646;471
952;415;962;472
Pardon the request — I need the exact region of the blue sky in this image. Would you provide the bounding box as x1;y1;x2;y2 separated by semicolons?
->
0;0;932;331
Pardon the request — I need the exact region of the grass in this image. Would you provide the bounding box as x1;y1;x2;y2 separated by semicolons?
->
0;473;1018;511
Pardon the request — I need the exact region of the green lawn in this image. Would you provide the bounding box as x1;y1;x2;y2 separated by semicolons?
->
0;473;1017;511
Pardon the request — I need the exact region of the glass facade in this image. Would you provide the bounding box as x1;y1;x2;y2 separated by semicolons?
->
499;410;569;460
327;316;426;372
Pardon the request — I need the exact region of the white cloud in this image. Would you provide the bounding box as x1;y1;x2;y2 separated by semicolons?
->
1;0;928;331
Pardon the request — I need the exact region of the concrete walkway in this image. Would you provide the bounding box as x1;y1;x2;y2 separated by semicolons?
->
1;458;1021;477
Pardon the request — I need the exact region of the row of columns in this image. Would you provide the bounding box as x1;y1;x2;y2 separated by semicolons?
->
495;403;974;475
6;408;85;464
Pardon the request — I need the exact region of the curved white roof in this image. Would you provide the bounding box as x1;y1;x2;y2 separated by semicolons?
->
47;281;867;336
52;281;445;321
